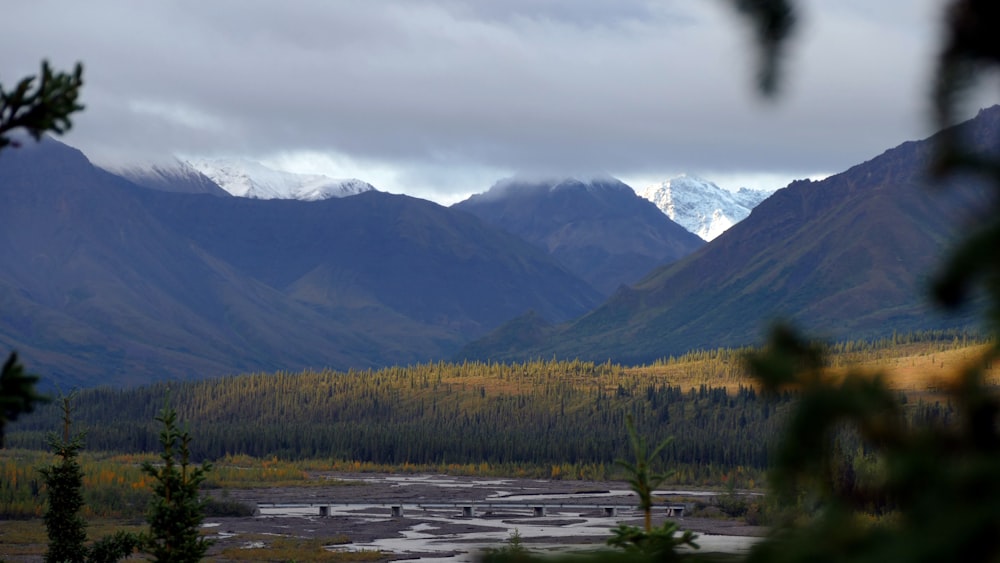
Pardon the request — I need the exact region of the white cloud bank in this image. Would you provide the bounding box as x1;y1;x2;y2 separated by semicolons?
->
2;0;983;202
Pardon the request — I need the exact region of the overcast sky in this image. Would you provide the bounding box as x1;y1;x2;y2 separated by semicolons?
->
3;0;984;204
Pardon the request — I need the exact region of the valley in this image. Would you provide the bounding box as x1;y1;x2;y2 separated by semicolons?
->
5;332;990;485
4;108;996;389
4;4;1000;562
2;335;992;561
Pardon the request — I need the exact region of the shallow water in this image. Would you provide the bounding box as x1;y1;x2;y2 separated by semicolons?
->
257;479;761;562
323;506;760;562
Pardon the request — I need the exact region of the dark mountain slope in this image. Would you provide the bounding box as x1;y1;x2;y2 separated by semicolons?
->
0;139;601;388
137;187;602;332
453;177;703;295
459;107;1000;364
0;140;401;386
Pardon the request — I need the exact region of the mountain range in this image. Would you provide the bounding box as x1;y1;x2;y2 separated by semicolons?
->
3;107;996;388
640;175;773;241
0;140;601;388
459;107;999;364
116;157;770;245
113;157;375;201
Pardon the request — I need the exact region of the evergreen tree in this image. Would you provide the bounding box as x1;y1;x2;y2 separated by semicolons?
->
38;395;137;563
140;406;212;563
618;415;673;532
39;396;87;563
608;416;697;560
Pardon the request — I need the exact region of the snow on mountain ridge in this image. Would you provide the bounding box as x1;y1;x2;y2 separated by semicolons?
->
106;158;205;185
732;186;772;209
188;158;375;200
640;174;773;241
103;158;231;197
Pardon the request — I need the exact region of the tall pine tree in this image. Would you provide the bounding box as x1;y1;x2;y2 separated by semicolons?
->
140;406;212;562
39;395;137;563
39;396;87;563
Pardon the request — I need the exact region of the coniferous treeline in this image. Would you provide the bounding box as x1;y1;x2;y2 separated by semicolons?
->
8;333;987;475
8;360;790;470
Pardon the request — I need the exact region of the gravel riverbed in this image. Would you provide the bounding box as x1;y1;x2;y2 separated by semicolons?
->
202;473;766;561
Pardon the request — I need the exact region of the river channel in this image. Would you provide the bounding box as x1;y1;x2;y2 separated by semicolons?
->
227;474;764;561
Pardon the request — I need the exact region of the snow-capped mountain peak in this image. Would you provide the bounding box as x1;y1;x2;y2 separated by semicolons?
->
640;174;773;241
187;158;375;201
102;158;231;197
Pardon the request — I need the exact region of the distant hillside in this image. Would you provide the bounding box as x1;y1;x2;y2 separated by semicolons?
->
0;139;601;388
459;107;1000;364
640;174;773;240
453;177;704;295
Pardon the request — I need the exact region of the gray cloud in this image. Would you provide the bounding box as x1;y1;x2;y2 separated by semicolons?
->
1;0;975;199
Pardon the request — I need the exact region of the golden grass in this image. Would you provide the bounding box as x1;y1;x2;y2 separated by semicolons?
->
628;342;999;395
399;340;1000;402
627;360;751;393
435;374;530;394
864;343;999;390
